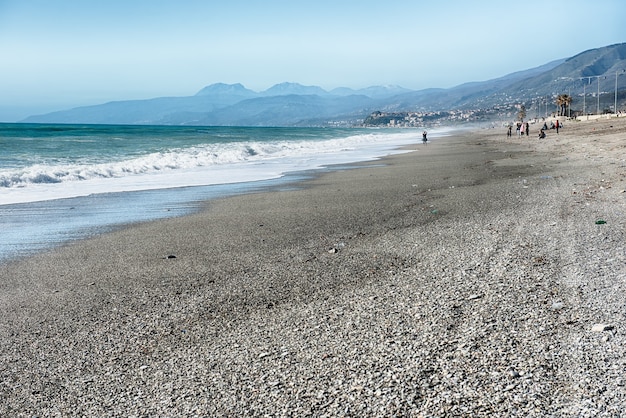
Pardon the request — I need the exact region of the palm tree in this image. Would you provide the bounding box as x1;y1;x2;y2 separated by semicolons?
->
555;94;572;116
563;94;572;117
517;104;526;121
555;95;565;116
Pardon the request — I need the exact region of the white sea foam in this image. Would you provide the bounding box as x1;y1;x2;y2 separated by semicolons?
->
0;129;445;205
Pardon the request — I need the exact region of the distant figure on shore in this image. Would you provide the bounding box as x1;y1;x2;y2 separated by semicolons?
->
555;119;560;133
525;122;530;136
520;122;526;136
538;129;546;139
422;131;427;144
542;122;548;130
507;125;512;137
516;122;521;136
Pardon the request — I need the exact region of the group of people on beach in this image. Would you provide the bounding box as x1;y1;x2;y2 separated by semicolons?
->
507;121;531;137
506;119;561;140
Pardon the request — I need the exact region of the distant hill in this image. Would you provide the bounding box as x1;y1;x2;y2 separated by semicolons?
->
21;43;626;126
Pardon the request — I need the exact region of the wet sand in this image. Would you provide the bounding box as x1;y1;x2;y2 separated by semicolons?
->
1;117;625;416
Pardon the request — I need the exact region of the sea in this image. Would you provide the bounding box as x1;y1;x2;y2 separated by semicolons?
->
0;123;436;262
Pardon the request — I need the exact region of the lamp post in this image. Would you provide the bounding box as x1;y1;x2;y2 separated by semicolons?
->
583;80;586;116
615;69;625;114
568;85;571;118
581;76;602;116
597;76;600;115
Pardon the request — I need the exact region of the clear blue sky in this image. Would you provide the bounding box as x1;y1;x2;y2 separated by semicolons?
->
1;0;624;121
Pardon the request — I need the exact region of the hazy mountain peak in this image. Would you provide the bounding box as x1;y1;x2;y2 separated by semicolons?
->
262;82;329;96
195;83;256;96
330;85;411;98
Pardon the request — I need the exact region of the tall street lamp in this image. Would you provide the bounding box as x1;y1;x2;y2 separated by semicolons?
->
568;85;572;118
597;76;601;115
583;79;587;116
581;75;602;115
615;69;625;114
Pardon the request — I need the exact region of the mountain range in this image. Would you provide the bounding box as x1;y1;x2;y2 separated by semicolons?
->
22;43;626;126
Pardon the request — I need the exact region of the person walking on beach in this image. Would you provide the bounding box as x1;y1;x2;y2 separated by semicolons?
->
525;122;529;137
555;119;559;134
422;131;427;144
507;125;512;138
520;121;526;137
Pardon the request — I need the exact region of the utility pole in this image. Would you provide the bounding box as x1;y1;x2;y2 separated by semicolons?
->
616;70;625;114
583;81;586;116
568;86;571;118
597;76;600;115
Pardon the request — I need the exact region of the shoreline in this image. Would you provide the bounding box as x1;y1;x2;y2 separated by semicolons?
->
1;118;625;415
0;127;431;264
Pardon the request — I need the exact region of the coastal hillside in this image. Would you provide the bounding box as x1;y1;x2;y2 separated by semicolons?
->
21;43;626;126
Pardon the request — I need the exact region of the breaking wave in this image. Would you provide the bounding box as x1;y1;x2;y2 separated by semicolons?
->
0;132;417;189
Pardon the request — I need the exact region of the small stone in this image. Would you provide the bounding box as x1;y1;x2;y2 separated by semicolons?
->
467;294;482;301
328;248;338;254
509;370;521;379
166;255;177;259
551;302;564;311
259;352;271;359
591;324;614;332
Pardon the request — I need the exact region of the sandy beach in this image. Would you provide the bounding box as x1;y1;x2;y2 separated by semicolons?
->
1;117;625;416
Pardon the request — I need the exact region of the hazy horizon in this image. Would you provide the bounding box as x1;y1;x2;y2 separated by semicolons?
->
1;0;624;122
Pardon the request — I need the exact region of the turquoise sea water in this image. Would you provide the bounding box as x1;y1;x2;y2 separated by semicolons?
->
0;123;428;262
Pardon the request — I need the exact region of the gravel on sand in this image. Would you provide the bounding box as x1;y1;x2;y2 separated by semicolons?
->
1;117;625;416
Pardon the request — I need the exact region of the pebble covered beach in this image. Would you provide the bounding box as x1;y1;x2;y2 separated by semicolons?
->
1;117;625;416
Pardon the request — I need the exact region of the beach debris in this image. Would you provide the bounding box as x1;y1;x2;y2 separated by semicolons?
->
550;302;565;311
328;247;338;254
467;294;482;301
162;254;177;259
591;324;614;332
595;220;607;224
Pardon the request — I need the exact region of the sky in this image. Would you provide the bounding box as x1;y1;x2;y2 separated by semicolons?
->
0;0;624;121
